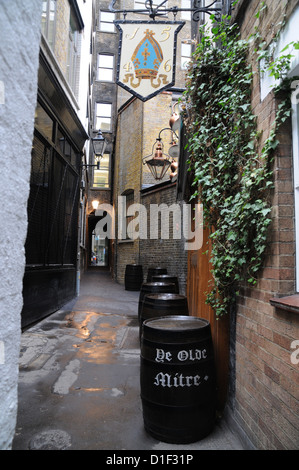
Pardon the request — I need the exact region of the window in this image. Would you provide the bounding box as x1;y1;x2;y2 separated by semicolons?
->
99;11;115;33
95;103;112;131
35;102;54;141
93;153;110;189
97;54;114;82
66;10;81;96
181;0;191;20
26;134;79;267
56;127;80;168
181;42;192;69
41;0;57;49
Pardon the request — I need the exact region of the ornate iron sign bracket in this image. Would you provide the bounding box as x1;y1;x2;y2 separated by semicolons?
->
109;0;231;22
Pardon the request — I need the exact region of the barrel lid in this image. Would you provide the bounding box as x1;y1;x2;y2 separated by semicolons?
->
153;275;177;279
144;293;186;301
148;266;166;270
142;282;175;288
143;315;209;330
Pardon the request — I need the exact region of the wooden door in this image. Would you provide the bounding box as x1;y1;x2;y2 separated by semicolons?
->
187;225;229;412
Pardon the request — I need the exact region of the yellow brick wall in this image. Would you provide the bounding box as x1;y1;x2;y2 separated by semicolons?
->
142;92;175;186
113;98;143;283
113;91;181;284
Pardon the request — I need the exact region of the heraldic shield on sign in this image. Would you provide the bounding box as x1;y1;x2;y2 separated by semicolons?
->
115;21;185;102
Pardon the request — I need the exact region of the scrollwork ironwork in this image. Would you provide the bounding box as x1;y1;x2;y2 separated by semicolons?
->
108;0;230;22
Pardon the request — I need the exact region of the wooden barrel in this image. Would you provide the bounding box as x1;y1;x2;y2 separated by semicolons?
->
140;293;188;332
146;267;167;282
138;282;176;322
125;264;143;291
140;315;216;444
152;275;179;293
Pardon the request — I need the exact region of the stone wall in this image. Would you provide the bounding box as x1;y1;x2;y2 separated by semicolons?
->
0;0;42;449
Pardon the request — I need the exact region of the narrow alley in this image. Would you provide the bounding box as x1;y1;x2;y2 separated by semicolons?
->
12;270;245;452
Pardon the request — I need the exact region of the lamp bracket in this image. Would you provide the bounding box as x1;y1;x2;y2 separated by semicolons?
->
81;161;101;170
158;127;178;140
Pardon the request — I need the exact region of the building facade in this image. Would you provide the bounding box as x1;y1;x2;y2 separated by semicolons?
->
22;0;92;328
0;0;43;450
182;0;299;450
229;0;299;450
83;0;119;272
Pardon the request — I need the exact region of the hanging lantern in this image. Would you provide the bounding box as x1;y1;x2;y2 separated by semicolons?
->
91;129;107;157
144;140;172;181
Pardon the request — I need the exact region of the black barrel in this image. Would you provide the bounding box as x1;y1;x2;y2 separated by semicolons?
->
147;267;167;282
152;275;179;293
140;315;216;444
140;293;188;329
125;264;143;291
138;282;176;322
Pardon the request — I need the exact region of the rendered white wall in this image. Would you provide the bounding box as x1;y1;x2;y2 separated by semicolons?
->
260;4;299;101
0;0;42;449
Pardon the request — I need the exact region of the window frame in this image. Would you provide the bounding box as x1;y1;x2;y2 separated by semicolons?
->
92;152;111;189
95;102;112;132
181;42;192;70
41;0;57;50
97;54;114;82
99;10;116;33
66;9;82;96
181;0;191;20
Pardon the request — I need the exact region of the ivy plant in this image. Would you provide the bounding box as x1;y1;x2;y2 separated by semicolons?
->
182;5;298;317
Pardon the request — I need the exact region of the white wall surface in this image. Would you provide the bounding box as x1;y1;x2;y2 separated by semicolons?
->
260;4;299;101
0;0;42;449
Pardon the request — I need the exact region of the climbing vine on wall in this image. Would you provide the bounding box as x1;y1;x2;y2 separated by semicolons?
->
182;2;299;317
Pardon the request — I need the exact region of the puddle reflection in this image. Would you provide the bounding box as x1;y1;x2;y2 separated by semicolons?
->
63;312;128;364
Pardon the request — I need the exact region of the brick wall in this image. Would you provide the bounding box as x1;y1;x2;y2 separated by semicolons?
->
143;92;175;186
140;184;188;294
113;92;188;287
113;97;143;283
228;0;299;450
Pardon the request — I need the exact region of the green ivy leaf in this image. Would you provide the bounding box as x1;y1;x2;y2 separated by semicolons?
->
183;9;293;317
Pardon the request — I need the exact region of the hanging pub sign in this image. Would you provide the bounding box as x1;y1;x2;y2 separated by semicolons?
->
115;21;185;102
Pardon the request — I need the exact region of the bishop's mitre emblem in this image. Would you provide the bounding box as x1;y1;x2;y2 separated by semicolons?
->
124;29;167;89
